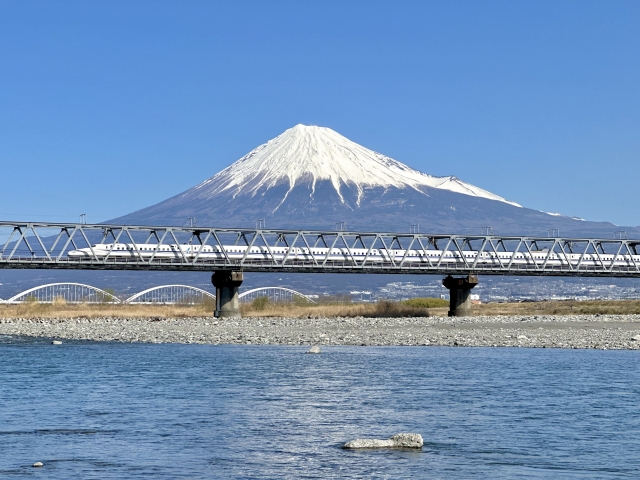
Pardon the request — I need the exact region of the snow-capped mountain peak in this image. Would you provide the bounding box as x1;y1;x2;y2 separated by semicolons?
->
193;124;521;208
112;123;631;237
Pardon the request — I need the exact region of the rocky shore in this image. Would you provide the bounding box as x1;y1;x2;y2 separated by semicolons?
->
2;314;640;349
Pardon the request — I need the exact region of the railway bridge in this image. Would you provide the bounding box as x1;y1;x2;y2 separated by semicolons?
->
2;221;639;317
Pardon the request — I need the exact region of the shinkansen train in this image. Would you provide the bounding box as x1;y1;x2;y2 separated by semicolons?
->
67;243;640;267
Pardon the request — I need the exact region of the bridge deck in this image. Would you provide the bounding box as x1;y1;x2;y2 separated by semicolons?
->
1;221;639;278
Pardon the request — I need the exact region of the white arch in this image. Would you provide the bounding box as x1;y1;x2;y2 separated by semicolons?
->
239;287;315;303
125;285;216;304
5;283;122;304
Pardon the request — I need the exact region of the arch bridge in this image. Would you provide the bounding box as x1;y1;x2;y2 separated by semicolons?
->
2;283;120;304
239;287;315;304
0;283;314;306
124;285;215;305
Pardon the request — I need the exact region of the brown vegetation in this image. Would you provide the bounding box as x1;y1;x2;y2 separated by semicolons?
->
0;300;214;319
467;299;640;316
1;297;640;319
240;298;432;318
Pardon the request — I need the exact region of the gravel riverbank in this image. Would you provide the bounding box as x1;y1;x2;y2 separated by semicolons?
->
2;315;640;349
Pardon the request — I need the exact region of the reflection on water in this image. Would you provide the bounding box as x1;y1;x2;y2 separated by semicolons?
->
0;339;639;478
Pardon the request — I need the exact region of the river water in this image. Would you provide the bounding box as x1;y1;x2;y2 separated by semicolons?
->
1;338;639;478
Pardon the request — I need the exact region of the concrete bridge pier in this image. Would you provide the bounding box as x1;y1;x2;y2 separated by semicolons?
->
443;274;478;317
212;271;243;318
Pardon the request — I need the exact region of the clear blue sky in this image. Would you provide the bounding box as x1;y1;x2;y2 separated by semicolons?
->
1;1;638;226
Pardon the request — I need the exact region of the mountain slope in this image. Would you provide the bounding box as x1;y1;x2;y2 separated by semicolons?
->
112;125;637;237
193;124;521;209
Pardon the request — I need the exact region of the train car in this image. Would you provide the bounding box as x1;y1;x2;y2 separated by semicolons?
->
67;243;640;268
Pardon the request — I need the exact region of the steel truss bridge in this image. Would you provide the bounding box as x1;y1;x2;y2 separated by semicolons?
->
1;221;640;277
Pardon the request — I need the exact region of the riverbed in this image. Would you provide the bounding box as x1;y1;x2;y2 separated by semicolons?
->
1;314;640;349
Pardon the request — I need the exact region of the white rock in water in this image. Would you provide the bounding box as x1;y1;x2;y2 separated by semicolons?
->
343;439;395;448
306;346;321;354
390;433;424;448
343;433;423;449
51;340;62;345
32;462;43;467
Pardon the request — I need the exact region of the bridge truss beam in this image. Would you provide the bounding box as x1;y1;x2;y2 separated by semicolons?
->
1;221;640;277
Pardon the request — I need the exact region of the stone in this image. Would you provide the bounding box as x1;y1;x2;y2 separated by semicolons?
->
32;462;43;467
631;335;640;342
306;346;321;354
343;433;423;449
390;433;424;448
51;340;62;345
343;439;395;448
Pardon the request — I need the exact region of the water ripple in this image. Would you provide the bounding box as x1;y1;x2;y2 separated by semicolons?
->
0;344;638;478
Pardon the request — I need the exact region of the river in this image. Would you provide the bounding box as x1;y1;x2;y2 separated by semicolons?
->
1;338;639;478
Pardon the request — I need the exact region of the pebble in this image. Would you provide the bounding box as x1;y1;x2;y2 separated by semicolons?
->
51;340;62;345
0;315;639;350
32;462;43;467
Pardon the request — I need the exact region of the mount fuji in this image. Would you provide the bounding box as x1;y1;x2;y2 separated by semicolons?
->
113;125;636;237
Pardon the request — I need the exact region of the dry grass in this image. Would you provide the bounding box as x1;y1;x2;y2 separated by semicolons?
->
240;299;431;318
466;299;640;316
0;301;214;319
0;298;433;319
1;298;640;319
242;298;640;317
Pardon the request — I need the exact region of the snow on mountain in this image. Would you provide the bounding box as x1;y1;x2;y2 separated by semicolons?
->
192;124;521;209
112;123;633;237
544;211;586;221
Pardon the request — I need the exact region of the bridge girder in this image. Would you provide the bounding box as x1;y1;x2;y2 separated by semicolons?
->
1;221;640;278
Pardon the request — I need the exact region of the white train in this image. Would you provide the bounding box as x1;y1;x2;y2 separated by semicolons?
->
67;243;640;267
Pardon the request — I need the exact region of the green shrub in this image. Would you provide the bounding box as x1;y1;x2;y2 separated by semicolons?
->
24;295;38;304
293;295;313;306
252;296;269;311
98;288;118;304
402;297;448;308
365;299;429;318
